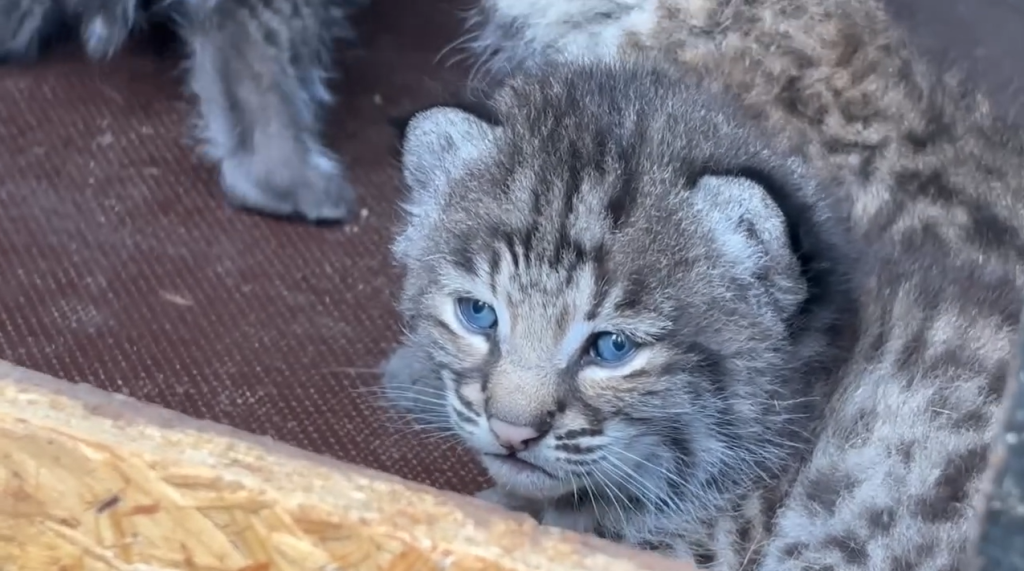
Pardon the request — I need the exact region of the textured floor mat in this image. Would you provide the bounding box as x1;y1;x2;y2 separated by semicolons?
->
0;0;489;494
1;0;1020;497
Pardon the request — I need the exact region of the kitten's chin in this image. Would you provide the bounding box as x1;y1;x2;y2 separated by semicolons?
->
480;454;574;500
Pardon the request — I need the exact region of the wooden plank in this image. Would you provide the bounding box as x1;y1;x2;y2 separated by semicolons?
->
0;360;686;571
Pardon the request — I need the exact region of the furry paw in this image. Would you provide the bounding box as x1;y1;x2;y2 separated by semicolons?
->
474;487;598;534
538;505;598;534
474;487;545;521
219;147;358;223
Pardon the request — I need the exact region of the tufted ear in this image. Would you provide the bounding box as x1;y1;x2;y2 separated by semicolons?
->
392;105;502;264
689;173;807;314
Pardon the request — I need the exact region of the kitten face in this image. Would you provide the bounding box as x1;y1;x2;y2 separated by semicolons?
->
389;61;855;520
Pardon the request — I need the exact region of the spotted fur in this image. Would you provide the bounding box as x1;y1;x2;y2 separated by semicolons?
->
382;1;1024;568
0;0;369;222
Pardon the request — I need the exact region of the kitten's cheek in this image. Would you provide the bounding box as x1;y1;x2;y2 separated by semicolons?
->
458;335;490;359
458;382;486;413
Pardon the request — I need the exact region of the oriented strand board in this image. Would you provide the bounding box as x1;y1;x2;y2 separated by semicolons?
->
0;360;686;571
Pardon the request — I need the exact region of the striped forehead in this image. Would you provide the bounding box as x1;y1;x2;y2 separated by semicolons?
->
497;138;632;238
475;230;608;366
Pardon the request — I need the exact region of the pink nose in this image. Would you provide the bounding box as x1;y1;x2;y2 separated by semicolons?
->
489;418;541;451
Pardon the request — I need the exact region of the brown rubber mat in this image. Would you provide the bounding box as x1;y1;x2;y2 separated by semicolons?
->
1;0;1021;498
0;0;488;493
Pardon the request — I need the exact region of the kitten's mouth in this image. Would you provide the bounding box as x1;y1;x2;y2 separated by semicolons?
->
483;453;555;478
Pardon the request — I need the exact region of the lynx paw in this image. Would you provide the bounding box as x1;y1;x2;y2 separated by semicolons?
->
219;148;357;223
474;487;544;521
473;487;597;533
538;506;598;534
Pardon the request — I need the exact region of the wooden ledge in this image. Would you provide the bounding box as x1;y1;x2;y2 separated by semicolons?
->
0;359;687;571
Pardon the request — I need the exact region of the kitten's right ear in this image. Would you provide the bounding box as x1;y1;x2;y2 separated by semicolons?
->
393;105;503;263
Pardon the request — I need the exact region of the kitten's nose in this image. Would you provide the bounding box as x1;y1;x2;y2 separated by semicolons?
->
489;418;543;451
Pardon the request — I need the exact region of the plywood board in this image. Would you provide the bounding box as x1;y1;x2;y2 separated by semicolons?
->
0;359;687;571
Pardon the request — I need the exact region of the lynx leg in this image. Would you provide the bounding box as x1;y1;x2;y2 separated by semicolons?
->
181;1;356;222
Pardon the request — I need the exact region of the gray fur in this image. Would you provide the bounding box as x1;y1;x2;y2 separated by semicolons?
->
384;8;1024;563
424;2;1024;569
0;0;369;222
386;58;864;563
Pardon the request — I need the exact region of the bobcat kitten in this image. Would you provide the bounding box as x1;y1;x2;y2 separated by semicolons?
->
443;0;1024;567
382;55;1024;570
0;0;369;222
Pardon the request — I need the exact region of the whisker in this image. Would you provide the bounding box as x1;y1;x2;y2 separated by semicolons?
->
434;30;480;66
379;412;449;426
608;446;699;501
354;384;449;397
375;393;450;406
377;423;462;448
603;456;674;515
591;467;632;528
317;366;383;375
363;391;451;409
579;471;612;525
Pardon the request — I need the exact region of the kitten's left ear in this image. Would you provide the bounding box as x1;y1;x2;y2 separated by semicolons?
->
393;104;503;262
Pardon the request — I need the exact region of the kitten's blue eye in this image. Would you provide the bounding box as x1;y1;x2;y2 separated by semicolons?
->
590;332;638;365
456;298;498;332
